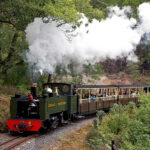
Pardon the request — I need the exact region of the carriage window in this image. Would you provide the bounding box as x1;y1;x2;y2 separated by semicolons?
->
62;85;69;93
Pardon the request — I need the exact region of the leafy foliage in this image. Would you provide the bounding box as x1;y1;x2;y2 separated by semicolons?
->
0;0;150;92
0;0;105;91
87;95;150;150
87;128;103;149
0;95;10;132
127;62;140;78
90;0;150;12
84;63;104;80
75;0;105;21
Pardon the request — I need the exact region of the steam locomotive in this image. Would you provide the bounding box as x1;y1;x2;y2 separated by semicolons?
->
7;79;150;133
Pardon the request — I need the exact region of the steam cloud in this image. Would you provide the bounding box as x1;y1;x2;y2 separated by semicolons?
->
25;2;150;74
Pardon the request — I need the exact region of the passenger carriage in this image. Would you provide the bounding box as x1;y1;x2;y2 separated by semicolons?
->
77;84;150;115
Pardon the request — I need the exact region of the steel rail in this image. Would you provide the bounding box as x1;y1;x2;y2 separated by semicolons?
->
0;134;38;150
0;136;20;147
5;134;38;150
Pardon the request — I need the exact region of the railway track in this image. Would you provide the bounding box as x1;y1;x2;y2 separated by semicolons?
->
0;134;38;150
0;116;95;150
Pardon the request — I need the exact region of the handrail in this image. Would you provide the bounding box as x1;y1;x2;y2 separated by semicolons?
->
80;94;140;103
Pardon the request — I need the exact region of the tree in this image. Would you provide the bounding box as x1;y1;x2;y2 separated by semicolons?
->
0;0;105;86
0;0;81;84
90;0;150;18
75;0;104;21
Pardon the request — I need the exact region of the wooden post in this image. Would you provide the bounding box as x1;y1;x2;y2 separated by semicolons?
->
109;88;111;96
129;88;131;98
127;88;129;97
96;88;99;101
137;87;139;97
80;89;82;104
113;88;115;97
102;88;104;100
120;88;122;95
115;88;117;97
102;88;104;94
88;90;90;102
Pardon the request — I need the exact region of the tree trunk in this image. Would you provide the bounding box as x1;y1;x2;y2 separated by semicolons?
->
0;32;18;75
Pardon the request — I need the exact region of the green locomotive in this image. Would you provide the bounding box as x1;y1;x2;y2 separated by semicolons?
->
7;82;78;132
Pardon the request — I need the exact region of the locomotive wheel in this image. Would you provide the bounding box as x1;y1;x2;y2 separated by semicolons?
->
39;127;48;133
51;117;59;129
8;130;18;136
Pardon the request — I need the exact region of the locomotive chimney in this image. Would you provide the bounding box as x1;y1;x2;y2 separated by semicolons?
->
48;74;52;83
31;83;37;99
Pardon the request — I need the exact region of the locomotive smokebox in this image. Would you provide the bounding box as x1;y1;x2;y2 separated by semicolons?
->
31;83;37;99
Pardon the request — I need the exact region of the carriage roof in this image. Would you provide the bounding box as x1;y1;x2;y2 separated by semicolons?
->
76;84;150;89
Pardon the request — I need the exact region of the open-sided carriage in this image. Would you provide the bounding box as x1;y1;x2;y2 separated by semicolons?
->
77;84;150;115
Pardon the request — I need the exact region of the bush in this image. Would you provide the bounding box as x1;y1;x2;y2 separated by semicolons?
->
97;110;105;122
86;94;150;150
126;62;140;78
84;63;104;78
0;95;10;132
86;128;102;149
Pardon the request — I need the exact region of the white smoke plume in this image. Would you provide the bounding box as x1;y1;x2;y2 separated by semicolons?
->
138;3;150;44
25;2;150;74
138;3;150;34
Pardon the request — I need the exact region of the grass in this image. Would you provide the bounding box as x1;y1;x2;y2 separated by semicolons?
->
0;85;27;95
0;84;28;133
0;94;10;132
47;124;93;150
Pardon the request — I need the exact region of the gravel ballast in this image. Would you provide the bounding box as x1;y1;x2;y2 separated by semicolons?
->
12;117;94;150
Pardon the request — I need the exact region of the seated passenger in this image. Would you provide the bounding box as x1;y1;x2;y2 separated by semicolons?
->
84;94;89;99
125;89;127;95
131;91;136;97
90;95;96;102
111;93;116;98
136;91;140;96
122;90;125;95
73;88;77;95
104;93;108;98
98;93;103;97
